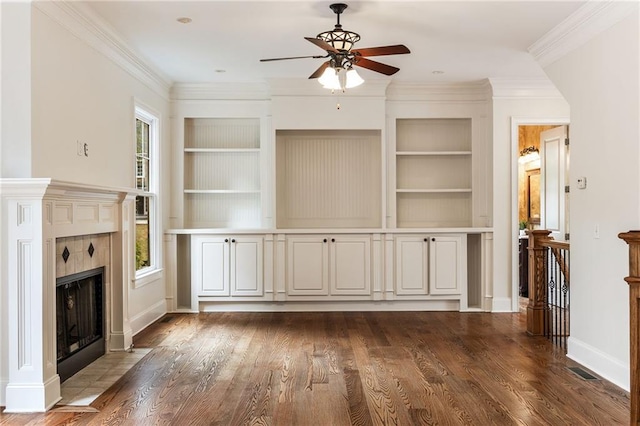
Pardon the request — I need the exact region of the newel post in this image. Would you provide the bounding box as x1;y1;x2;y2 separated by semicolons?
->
527;229;552;336
618;230;640;425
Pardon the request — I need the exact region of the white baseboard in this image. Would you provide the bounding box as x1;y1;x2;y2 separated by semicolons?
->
491;297;514;312
567;336;629;391
3;374;61;412
198;299;460;312
130;299;167;336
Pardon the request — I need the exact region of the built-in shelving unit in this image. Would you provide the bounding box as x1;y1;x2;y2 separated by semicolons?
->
183;118;261;228
166;95;492;314
395;118;472;228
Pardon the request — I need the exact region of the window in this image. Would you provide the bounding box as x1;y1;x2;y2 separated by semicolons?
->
135;106;159;276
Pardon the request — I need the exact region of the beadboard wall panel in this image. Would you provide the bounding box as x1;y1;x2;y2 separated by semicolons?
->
184;152;260;191
397;156;472;190
184;193;261;228
397;192;472;228
276;130;381;228
396;118;471;152
184;118;259;149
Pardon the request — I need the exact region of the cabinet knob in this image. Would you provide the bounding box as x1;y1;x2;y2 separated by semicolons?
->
231;239;236;243
432;238;436;242
424;238;428;242
323;238;327;243
331;238;335;243
225;239;229;243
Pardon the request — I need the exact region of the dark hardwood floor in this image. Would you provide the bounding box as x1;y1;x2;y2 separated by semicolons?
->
1;310;629;425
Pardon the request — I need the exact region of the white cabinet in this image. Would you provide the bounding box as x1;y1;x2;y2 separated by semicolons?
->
394;234;464;296
191;235;264;299
287;235;371;297
429;235;463;295
395;236;429;295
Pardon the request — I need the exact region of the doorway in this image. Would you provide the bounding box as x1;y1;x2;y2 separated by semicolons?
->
511;118;570;312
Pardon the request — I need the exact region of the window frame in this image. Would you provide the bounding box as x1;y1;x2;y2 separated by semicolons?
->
133;103;162;286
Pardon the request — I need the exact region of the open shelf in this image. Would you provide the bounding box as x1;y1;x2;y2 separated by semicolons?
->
396;151;472;156
183;117;261;228
395;118;473;228
184;148;260;153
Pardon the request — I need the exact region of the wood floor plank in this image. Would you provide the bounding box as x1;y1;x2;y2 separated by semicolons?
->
0;311;630;425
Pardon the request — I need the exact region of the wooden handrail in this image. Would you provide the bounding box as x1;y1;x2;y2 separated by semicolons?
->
546;245;570;285
541;240;570;250
618;230;640;425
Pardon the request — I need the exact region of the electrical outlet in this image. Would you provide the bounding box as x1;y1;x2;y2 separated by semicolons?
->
594;224;600;239
77;141;84;156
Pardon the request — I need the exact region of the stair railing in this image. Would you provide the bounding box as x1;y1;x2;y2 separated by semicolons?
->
618;230;640;425
526;230;570;352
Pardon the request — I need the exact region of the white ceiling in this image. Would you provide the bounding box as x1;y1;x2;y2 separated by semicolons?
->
84;1;586;86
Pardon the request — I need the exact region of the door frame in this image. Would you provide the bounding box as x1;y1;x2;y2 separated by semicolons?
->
510;117;569;312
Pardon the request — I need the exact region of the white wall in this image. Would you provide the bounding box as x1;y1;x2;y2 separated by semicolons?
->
1;2;32;178
30;7;169;189
29;7;171;337
491;95;569;312
543;11;639;390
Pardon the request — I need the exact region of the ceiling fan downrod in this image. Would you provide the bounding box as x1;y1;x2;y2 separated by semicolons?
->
329;3;348;28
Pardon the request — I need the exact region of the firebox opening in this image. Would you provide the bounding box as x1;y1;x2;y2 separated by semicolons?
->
56;266;105;383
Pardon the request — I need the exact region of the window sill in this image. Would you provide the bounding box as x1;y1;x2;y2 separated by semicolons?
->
133;268;163;289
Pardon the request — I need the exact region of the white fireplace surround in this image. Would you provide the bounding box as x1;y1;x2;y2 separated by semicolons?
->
0;178;138;412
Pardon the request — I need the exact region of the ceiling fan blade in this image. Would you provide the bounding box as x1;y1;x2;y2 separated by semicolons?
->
260;54;326;62
354;57;400;76
308;61;330;79
304;37;339;53
352;44;411;57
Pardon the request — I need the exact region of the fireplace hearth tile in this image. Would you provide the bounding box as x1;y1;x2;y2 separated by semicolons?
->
88;242;95;257
62;247;70;263
59;348;151;406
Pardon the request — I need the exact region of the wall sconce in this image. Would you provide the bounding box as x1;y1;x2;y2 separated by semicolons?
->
519;146;540;163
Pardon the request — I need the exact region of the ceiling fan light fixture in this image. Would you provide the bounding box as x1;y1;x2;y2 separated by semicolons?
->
319;67;342;90
345;67;364;88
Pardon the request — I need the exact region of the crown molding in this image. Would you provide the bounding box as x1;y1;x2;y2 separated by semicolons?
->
488;78;564;99
386;80;492;102
34;1;172;100
529;1;639;68
170;83;270;101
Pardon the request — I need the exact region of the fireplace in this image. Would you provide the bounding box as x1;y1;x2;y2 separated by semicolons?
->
56;267;105;382
1;179;136;412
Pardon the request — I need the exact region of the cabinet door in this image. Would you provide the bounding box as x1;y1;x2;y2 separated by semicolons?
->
287;236;329;295
192;236;230;296
395;236;429;295
330;236;371;296
230;236;264;296
429;235;462;295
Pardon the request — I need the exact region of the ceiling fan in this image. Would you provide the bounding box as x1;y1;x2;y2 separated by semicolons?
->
260;3;410;84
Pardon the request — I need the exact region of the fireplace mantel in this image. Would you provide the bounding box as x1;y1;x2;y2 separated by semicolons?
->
0;178;138;412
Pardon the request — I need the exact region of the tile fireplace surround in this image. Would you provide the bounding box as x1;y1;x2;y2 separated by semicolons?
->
0;179;138;412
